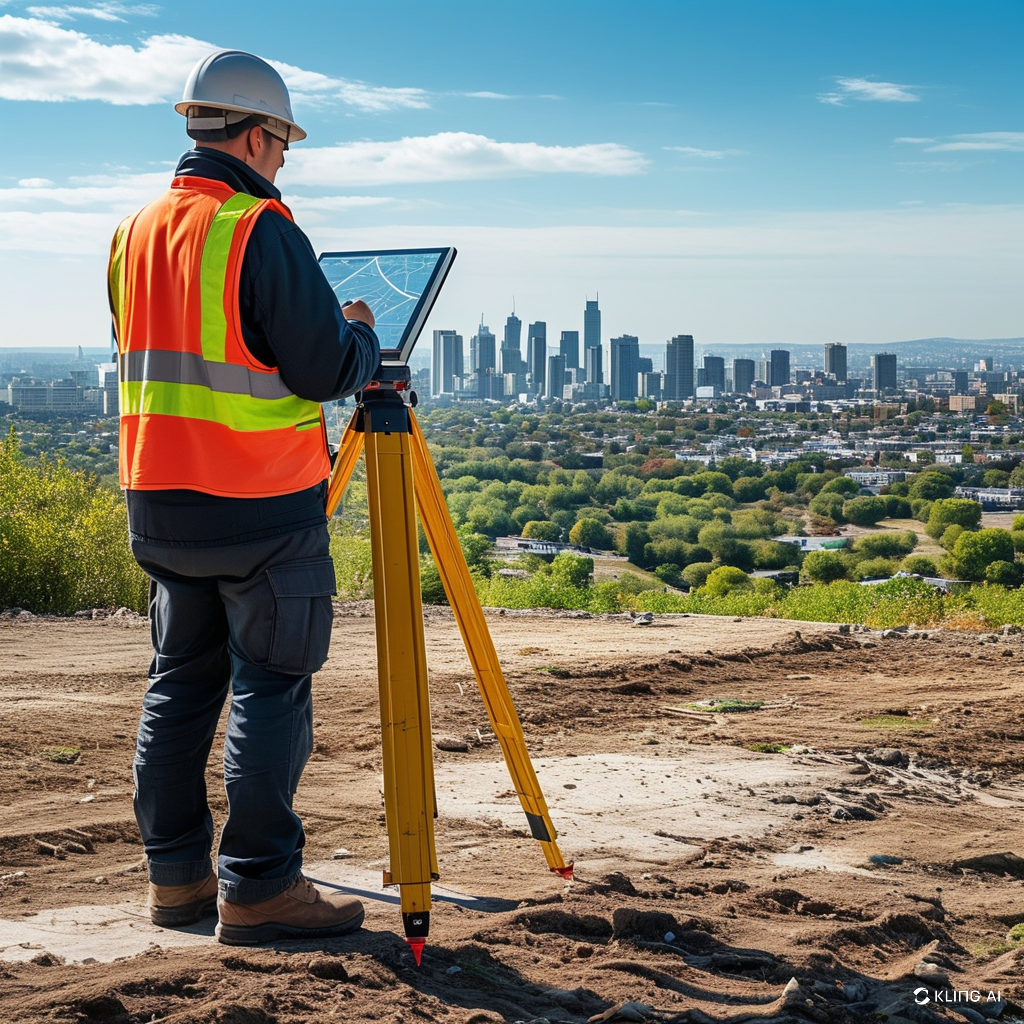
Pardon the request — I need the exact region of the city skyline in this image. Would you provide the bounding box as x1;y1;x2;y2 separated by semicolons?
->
0;1;1020;350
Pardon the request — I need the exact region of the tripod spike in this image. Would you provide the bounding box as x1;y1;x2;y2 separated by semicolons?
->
406;937;425;966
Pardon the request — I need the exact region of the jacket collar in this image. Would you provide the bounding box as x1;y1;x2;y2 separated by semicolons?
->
174;148;282;202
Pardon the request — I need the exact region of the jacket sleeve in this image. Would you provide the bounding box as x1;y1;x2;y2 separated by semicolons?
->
238;213;379;402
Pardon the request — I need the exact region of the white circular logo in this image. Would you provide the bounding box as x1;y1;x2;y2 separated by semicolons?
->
913;987;931;1005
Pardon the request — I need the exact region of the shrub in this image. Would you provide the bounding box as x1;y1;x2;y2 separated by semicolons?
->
808;492;846;523
885;496;913;519
419;557;448;604
940;524;966;551
985;560;1022;587
950;528;1016;581
732;476;767;502
802;550;850;583
821;477;860;496
1014;514;1024;532
568;518;613;550
910;498;934;522
681;561;716;590
901;554;939;577
522;520;561;542
856;557;898;580
549;552;594;588
842;496;889;527
0;432;147;614
703;566;752;597
910;471;956;500
926;498;983;539
852;530;917;559
1012;530;1024;554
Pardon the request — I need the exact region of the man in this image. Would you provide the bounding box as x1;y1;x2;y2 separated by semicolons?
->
108;49;379;945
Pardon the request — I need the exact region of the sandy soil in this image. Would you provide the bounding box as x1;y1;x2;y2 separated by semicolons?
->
2;607;1024;1023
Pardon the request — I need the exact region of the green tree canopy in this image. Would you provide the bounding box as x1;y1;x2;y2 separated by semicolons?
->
950;528;1015;580
802;550;850;583
842;495;888;526
569;518;614;550
925;498;983;539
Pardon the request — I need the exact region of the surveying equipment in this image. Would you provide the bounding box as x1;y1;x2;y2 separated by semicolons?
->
320;252;573;959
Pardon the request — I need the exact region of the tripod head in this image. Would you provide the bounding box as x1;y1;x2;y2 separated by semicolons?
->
355;361;418;435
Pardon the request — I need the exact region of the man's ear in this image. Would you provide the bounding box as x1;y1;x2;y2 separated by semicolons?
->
246;125;264;157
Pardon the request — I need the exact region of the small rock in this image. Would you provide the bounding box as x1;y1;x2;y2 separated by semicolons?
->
446;965;461;975
868;747;904;766
307;956;349;980
434;735;470;753
1001;624;1020;635
79;795;95;804
913;960;949;987
960;1008;987;1024
838;623;851;634
782;977;802;1003
92;876;108;884
841;980;867;1003
332;848;354;859
663;931;675;942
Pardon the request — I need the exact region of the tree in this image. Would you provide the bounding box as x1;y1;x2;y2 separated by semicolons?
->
950;528;1015;580
621;522;651;566
569;518;614;550
909;471;955;501
925;498;982;539
856;557;897;580
853;530;917;559
985;560;1022;587
732;476;768;502
522;520;561;542
681;561;716;590
703;566;752;596
549;553;594;588
820;476;860;496
842;495;888;526
808;492;846;523
802;550;850;583
901;554;938;577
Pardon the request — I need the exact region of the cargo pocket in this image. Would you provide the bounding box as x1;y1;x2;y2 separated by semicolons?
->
264;556;337;675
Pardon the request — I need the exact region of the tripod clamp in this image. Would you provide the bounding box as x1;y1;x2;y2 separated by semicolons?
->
354;363;418;435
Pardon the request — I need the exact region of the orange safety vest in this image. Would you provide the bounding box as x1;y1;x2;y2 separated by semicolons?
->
108;175;330;497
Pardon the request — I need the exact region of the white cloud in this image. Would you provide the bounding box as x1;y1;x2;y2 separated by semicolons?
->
664;146;745;159
283;132;648;187
464;91;514;100
17;176;54;187
0;15;428;111
896;132;1024;154
895;137;934;144
0;171;167;210
819;77;920;105
25;3;158;22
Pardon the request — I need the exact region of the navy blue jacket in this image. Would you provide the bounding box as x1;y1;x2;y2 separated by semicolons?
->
125;148;379;546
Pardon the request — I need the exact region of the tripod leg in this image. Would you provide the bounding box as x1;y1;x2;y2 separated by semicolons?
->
325;410;365;519
409;412;572;879
364;425;438;960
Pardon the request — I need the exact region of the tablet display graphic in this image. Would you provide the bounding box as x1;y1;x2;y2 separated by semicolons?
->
318;247;456;363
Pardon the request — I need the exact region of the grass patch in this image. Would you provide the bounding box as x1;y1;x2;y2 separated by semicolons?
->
40;745;80;764
517;646;545;655
1008;923;1024;943
687;699;764;714
860;714;933;731
970;939;1018;959
747;742;790;753
538;666;571;679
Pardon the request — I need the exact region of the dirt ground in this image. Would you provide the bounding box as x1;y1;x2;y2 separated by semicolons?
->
2;606;1024;1024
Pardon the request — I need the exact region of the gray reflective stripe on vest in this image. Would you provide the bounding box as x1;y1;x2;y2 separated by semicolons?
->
120;350;295;401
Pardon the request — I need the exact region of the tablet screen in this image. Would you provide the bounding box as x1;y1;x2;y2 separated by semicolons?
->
318;247;456;364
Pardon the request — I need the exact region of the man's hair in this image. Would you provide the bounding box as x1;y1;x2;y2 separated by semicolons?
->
185;106;262;143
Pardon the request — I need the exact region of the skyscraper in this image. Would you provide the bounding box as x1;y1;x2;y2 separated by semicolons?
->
610;335;640;402
501;312;522;376
872;352;898;391
559;330;580;370
664;334;694;400
583;299;602;383
431;330;463;396
527;321;547;393
824;343;847;382
732;358;755;395
546;354;566;400
585;344;603;387
702;355;725;395
769;349;790;387
470;321;496;376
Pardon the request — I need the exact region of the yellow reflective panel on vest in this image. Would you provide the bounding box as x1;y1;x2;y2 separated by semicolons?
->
108;216;134;353
120;379;321;433
200;192;262;364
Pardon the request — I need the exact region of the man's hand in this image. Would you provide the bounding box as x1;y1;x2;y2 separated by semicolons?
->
342;299;375;329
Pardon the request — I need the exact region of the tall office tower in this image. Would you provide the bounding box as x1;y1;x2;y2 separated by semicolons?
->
664;334;694;400
824;343;848;382
584;343;603;386
638;356;653;374
872;352;898;391
755;359;770;384
470;321;496;377
953;370;969;395
527;321;547;393
769;349;790;387
546;354;566;399
559;330;580;370
732;357;755;395
501;312;522;375
610;335;640;402
583;299;602;382
702;355;726;395
431;329;463;396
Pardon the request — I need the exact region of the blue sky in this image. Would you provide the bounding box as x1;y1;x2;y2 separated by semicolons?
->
0;0;1021;354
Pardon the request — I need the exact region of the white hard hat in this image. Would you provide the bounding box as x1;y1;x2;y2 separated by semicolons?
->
175;49;306;144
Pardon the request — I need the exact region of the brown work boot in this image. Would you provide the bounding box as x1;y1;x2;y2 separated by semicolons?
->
149;874;218;927
215;876;365;946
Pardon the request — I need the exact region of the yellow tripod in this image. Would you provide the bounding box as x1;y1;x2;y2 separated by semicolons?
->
325;364;572;963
